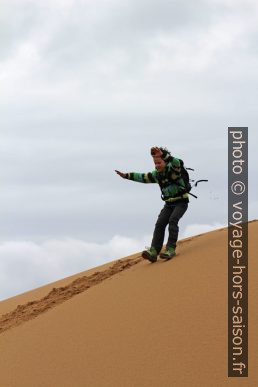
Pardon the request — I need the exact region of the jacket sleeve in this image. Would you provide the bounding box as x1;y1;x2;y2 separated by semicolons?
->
164;157;182;181
161;149;181;169
161;149;174;163
124;170;158;183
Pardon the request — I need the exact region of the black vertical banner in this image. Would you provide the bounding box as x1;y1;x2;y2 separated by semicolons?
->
228;127;248;377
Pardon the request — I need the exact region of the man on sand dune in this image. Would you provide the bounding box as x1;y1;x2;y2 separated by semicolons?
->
115;146;189;263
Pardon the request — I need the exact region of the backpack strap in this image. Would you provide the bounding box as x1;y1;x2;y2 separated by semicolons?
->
172;178;198;199
193;179;208;187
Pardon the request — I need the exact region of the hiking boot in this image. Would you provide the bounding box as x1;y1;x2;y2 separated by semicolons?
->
142;246;158;263
159;246;176;260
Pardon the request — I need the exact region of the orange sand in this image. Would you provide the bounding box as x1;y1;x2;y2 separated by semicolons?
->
0;221;257;386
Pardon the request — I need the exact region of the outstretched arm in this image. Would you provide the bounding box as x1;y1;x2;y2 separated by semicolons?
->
115;169;158;183
115;170;127;178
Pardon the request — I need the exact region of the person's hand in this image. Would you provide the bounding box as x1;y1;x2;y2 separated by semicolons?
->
151;146;163;157
115;170;126;178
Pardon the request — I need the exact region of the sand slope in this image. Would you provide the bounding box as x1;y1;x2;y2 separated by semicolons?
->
0;221;257;387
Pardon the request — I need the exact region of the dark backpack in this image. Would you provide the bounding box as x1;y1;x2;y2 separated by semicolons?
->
178;159;192;194
158;156;207;200
177;159;208;199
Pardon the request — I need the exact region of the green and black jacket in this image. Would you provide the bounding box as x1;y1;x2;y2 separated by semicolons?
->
124;151;189;203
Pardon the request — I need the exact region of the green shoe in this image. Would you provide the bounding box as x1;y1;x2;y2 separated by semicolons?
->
159;246;176;260
142;246;158;263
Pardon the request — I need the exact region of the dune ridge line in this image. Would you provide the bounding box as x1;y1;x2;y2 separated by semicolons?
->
0;256;141;335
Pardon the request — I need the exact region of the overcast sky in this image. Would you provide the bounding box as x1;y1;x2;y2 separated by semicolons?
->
1;0;257;300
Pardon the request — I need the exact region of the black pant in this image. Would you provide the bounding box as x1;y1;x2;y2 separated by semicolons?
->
151;201;188;254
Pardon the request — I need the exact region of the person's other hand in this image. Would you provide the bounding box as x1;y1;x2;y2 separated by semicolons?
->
115;170;126;178
151;146;163;157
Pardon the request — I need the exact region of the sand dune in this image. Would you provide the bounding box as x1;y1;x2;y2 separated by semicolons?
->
0;257;141;334
0;221;257;387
